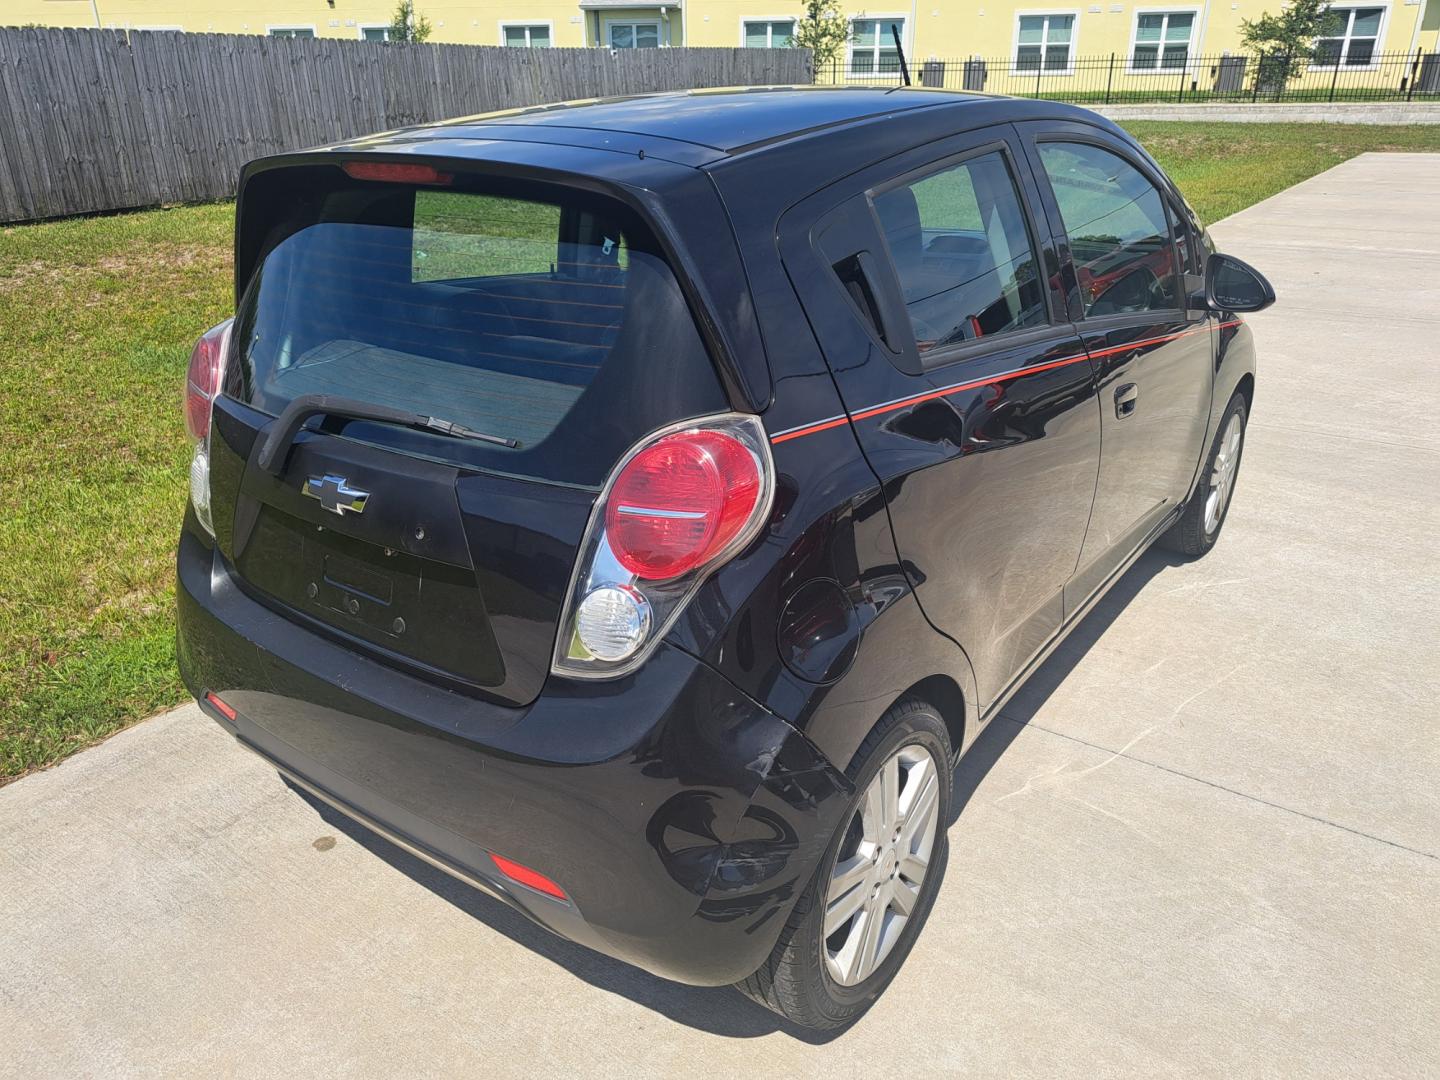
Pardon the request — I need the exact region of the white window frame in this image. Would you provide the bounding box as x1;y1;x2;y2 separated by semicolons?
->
499;20;554;47
847;15;909;79
266;25;317;38
605;18;664;48
1126;7;1201;74
357;23;391;41
1309;4;1390;69
739;17;796;47
1012;11;1080;77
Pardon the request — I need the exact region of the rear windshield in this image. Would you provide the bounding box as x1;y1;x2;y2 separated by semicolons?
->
228;167;726;487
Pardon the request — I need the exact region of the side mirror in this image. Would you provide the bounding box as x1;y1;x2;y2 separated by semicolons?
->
1204;253;1275;313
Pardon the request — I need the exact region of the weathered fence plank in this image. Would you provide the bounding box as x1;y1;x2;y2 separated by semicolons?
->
0;27;812;222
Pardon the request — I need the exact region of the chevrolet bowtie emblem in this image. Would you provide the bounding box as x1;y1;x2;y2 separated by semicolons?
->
302;474;369;516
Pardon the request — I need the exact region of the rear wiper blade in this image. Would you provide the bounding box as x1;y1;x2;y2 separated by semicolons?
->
256;393;519;478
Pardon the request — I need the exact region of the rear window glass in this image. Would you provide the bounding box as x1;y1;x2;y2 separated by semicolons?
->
228;170;724;487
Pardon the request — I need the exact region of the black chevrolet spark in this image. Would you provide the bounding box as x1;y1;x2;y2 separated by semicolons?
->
177;86;1273;1029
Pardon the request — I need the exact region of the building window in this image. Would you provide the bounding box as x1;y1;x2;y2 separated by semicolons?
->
1314;6;1384;66
268;27;315;39
743;20;795;47
503;24;552;47
1131;11;1195;71
1015;14;1075;72
850;18;905;74
608;21;660;48
359;25;390;42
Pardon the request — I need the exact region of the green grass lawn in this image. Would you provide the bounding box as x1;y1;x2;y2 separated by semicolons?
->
1;120;1438;783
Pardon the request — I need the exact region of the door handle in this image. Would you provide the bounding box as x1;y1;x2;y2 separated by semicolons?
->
1114;383;1139;419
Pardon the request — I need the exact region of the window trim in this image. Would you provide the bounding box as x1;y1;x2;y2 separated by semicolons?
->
739;16;796;47
266;26;317;38
1028;132;1191;325
1309;4;1390;70
357;23;391;41
862;139;1061;372
1125;7;1201;75
847;15;910;79
604;18;664;48
499;20;554;47
1012;10;1081;77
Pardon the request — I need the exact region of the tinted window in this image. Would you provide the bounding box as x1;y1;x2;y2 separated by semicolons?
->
230;179;724;486
872;151;1047;354
1038;142;1180;316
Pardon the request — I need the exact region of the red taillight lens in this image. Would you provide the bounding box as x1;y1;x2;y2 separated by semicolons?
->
605;430;761;580
341;161;453;186
489;853;568;901
184;320;231;443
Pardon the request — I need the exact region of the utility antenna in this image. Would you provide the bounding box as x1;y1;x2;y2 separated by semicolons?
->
891;24;913;86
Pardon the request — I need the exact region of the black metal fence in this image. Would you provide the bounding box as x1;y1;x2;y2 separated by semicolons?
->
816;50;1438;104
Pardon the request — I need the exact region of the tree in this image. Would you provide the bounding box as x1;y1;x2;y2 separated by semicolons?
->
1240;0;1342;83
794;0;853;70
388;0;433;43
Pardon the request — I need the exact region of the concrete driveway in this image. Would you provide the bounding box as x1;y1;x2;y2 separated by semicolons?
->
3;152;1437;1078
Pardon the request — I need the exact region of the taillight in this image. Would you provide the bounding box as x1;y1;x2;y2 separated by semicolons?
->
553;414;774;679
606;431;761;580
184;319;231;443
184;318;233;538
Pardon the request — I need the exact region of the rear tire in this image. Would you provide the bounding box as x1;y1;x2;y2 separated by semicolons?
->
735;698;952;1030
1160;392;1247;558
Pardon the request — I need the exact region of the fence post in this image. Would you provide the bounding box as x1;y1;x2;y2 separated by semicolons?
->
1408;49;1422;102
1105;52;1115;103
1252;52;1263;102
1035;57;1043;98
1328;48;1341;102
1177;59;1186;102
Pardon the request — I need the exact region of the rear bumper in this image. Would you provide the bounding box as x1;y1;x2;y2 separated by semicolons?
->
177;525;851;986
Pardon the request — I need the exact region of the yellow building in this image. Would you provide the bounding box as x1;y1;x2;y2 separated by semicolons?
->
11;0;1439;87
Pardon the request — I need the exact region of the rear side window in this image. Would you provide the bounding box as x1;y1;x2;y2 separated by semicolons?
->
1037;142;1181;316
229;170;725;487
872;151;1047;355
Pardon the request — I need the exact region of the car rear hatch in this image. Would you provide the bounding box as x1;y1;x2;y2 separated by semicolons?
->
204;157;731;707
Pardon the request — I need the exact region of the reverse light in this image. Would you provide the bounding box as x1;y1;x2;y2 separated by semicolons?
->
490;853;568;901
575;585;652;661
553;414;774;679
184;318;233;537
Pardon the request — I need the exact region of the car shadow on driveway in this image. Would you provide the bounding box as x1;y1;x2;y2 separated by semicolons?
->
290;547;1180;1042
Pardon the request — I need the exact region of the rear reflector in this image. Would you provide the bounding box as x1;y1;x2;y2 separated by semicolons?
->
489;852;568;901
341;161;453;186
204;691;237;721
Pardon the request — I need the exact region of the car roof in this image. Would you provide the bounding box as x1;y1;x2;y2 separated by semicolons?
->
433;86;972;154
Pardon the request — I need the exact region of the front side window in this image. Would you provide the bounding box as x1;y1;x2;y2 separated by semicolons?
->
1038;142;1180;316
850;18;905;74
1131;11;1195;70
1016;14;1075;72
360;25;390;42
503;23;551;47
608;21;660;48
871;151;1047;354
268;27;315;39
1315;6;1384;66
743;20;795;47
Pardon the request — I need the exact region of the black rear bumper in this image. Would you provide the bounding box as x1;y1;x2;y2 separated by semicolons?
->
177;525;851;986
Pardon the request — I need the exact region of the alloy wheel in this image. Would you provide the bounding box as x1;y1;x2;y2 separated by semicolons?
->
1203;411;1243;536
822;743;941;987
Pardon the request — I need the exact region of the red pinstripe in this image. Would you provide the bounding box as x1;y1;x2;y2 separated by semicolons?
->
769;319;1243;445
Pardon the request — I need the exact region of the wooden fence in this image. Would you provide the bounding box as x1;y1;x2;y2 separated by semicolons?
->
0;27;813;223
